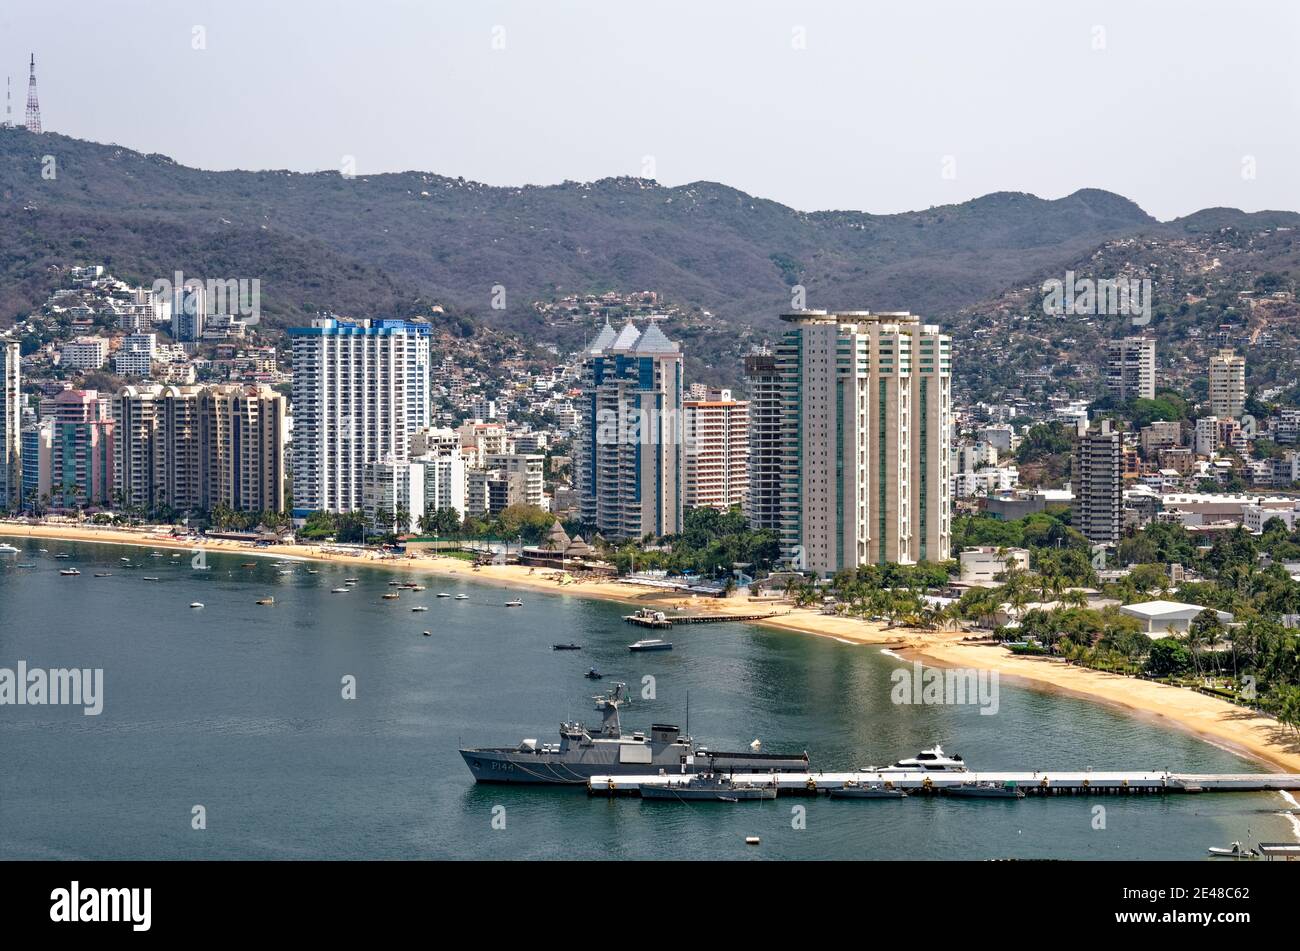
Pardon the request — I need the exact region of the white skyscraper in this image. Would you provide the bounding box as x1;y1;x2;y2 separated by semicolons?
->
289;318;431;517
0;342;21;511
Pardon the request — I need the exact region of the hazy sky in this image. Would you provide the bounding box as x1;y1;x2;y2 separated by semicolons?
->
2;0;1296;219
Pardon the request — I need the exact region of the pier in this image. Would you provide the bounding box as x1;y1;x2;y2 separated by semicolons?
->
587;770;1300;797
623;610;783;628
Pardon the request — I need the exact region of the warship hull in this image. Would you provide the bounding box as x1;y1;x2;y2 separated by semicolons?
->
460;747;808;784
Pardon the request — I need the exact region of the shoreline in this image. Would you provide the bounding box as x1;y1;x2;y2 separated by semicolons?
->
5;520;1300;774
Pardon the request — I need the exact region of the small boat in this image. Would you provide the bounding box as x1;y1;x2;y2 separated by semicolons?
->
54;553;70;560
16;563;36;568
256;597;274;605
241;563;257;568
38;548;48;552
944;781;1024;799
552;643;582;651
120;557;132;563
436;592;452;598
412;606;429;612
639;775;777;802
388;581;402;587
745;836;761;845
278;569;293;575
505;599;523;607
628;638;672;652
382;592;400;600
190;602;204;609
1208;841;1259;859
93;572;113;578
585;668;603;680
306;569;319;574
149;552;162;558
345;578;359;584
830;782;908;800
171;553;182;559
142;576;161;582
331;587;350;593
59;568;80;576
0;543;20;555
422;631;432;637
409;585;426;591
455;594;468;600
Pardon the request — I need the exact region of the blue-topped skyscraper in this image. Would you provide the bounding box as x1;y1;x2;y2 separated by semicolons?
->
288;317;431;518
575;318;684;539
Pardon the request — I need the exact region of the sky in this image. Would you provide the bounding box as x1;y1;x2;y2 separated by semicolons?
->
1;0;1297;220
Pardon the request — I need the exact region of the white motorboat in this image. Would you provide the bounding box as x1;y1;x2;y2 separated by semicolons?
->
505;599;523;607
0;543;19;555
455;594;469;600
872;745;968;773
190;602;204;609
412;605;429;612
1207;841;1259;859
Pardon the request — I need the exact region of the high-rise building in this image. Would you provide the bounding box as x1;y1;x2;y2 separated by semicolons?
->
1105;337;1156;402
0;342;20;511
198;385;286;515
574;319;684;539
114;384;283;515
683;388;749;512
288;318;431;518
1072;419;1122;544
1209;348;1246;419
753;311;952;575
48;390;115;510
743;353;784;533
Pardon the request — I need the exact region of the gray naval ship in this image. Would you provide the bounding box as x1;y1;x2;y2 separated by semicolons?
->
460;683;809;784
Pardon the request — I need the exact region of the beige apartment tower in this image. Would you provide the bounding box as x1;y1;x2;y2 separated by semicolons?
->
683;388;749;511
756;311;952;575
1208;349;1246;420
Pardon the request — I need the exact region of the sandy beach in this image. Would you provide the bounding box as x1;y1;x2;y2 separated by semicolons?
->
5;519;1300;773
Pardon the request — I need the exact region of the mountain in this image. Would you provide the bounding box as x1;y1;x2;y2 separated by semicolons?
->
1;127;1297;377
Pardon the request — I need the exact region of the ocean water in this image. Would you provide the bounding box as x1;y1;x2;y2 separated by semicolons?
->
0;538;1294;860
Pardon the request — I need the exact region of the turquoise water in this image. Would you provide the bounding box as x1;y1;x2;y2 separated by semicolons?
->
0;538;1295;860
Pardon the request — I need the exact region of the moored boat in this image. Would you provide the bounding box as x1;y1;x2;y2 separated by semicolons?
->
945;781;1024;799
628;638;672;652
830;782;908;800
638;774;778;802
1208;841;1259;858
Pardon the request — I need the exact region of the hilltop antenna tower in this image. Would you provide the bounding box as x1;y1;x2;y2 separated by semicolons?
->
24;53;41;134
3;76;11;128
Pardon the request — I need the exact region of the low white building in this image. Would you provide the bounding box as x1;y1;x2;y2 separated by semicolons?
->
1118;600;1233;637
959;546;1030;584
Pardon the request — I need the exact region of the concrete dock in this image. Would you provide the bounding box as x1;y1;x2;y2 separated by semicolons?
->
587;770;1300;797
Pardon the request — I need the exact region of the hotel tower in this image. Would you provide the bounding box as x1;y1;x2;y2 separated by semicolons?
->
748;311;952;575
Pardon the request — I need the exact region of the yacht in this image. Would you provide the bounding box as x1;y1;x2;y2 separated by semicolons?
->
0;543;20;555
59;568;81;576
505;598;523;607
455;594;469;600
436;592;452;598
872;745;968;773
412;605;429;612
